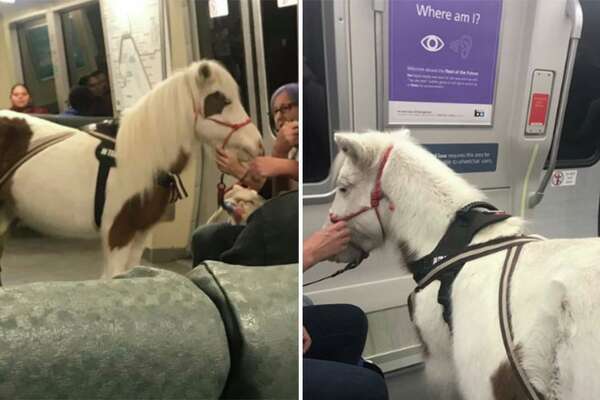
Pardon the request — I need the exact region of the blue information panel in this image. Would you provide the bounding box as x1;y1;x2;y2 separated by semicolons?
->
389;0;502;125
423;143;498;173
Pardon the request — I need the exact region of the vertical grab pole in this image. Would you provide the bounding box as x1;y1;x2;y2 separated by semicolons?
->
528;0;583;209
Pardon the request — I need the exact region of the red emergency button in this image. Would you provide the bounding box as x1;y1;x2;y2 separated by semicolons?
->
528;93;549;125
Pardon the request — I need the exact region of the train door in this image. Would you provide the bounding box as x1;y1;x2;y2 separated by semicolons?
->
527;1;600;239
303;0;581;372
192;0;298;226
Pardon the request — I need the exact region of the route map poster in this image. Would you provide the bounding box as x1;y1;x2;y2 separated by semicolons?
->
101;0;165;113
388;0;502;125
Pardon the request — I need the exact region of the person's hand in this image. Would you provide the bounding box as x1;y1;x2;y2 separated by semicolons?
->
303;326;312;354
273;121;298;156
248;156;286;178
303;222;351;271
215;148;247;179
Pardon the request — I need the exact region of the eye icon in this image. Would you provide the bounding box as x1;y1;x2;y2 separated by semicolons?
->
420;35;445;52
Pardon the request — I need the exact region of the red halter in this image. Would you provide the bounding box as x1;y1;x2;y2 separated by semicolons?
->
190;92;255;218
329;145;395;239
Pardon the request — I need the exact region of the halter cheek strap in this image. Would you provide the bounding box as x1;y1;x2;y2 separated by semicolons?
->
193;100;254;214
329;144;395;240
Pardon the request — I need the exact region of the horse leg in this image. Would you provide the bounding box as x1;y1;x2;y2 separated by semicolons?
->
0;209;15;286
126;230;150;270
102;245;132;279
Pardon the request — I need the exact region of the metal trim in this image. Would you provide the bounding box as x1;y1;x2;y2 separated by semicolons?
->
250;0;273;151
528;0;582;209
46;11;69;112
302;0;351;199
240;0;258;124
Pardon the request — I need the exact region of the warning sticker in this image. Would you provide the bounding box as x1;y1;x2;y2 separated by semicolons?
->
550;170;577;187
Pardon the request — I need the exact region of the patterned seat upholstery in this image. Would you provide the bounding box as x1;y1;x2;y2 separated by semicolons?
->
0;263;298;399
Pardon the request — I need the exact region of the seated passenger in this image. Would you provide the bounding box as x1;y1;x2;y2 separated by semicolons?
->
215;83;299;198
189;84;300;268
191;190;298;268
8;83;48;114
85;70;113;116
62;85;106;116
303;222;389;400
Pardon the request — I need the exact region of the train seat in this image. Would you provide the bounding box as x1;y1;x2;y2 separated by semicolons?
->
0;262;297;399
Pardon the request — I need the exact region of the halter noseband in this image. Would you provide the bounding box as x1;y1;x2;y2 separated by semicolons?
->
305;144;395;287
329;144;395;240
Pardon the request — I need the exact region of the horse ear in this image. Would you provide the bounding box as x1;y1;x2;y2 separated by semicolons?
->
335;133;369;165
200;64;211;79
197;62;213;87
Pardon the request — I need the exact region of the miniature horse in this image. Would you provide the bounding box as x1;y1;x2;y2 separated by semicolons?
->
329;130;600;400
0;60;263;279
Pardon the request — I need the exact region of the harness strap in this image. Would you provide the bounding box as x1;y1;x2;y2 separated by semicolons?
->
407;235;543;321
303;248;369;287
88;131;187;229
499;245;545;400
0;132;75;190
94;139;116;228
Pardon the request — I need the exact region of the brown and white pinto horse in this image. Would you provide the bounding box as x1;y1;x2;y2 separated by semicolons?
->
0;60;263;279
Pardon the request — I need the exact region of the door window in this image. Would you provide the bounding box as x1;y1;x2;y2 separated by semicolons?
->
16;19;58;113
556;1;600;167
303;0;331;183
196;0;251;112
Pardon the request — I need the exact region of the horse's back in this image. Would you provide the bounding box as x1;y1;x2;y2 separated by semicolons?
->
451;237;600;398
10;132;103;238
0;110;81;139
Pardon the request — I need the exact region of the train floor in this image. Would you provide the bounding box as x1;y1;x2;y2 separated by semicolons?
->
1;225;192;286
386;363;434;399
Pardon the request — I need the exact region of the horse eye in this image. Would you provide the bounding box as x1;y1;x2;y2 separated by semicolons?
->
339;187;347;193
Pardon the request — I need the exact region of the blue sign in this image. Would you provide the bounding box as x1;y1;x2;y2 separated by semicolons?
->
423;143;498;173
389;0;502;125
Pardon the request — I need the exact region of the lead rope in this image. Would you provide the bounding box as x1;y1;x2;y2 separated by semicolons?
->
303;247;369;287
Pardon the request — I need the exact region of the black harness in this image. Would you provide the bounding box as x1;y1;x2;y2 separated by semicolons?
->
83;119;187;229
408;201;511;328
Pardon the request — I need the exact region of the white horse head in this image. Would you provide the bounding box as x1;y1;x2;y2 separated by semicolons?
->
116;60;263;193
329;130;486;264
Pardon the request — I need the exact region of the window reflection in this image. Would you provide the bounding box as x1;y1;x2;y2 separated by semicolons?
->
61;3;112;116
17;20;58;113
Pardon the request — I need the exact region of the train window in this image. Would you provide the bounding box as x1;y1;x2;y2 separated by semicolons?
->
303;0;330;183
61;4;108;88
259;0;298;97
61;3;112;116
195;0;251;112
16;18;59;113
555;1;600;168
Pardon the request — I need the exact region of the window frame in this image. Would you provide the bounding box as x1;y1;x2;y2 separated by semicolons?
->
303;0;348;201
550;0;600;170
9;0;107;114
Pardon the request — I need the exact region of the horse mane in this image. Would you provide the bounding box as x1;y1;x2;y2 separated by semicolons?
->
115;66;196;195
115;60;241;196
